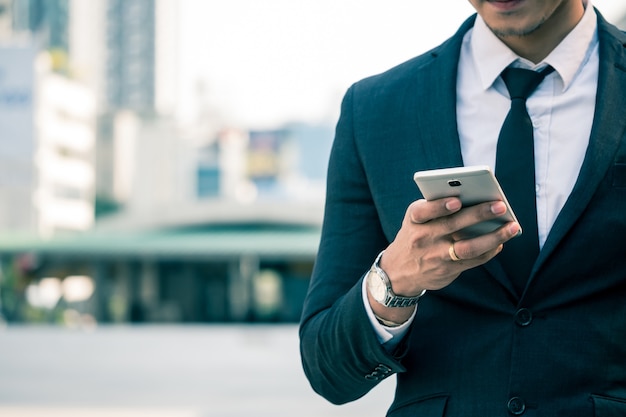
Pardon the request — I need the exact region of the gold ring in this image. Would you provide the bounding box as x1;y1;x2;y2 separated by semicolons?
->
449;243;461;262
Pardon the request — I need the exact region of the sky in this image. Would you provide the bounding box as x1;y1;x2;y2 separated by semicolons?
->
176;0;625;129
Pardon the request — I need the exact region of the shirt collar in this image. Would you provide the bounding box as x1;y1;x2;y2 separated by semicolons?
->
471;2;598;92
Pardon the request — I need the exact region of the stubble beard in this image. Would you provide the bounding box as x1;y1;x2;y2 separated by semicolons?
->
487;15;548;39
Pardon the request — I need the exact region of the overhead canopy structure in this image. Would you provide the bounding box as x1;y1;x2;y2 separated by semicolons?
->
0;199;324;261
0;202;323;323
0;225;321;261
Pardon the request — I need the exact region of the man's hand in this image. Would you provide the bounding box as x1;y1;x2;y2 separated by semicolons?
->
369;197;520;324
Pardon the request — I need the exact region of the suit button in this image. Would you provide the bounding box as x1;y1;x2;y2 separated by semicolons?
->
515;308;533;326
507;397;526;415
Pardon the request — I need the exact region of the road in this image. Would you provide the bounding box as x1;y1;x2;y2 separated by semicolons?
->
0;324;395;417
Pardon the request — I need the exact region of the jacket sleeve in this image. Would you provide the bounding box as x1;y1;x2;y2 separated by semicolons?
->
298;85;408;405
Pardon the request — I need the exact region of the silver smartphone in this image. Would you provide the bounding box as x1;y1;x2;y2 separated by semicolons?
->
413;165;519;239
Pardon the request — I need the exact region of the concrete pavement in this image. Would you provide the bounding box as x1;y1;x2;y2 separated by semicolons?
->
0;325;395;417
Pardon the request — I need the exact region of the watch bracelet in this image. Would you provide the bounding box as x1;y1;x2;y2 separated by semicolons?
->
373;251;426;308
384;294;422;308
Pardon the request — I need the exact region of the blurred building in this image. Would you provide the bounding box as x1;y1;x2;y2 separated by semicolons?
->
11;0;70;71
0;0;96;238
0;109;328;324
105;0;155;115
0;45;96;237
194;124;332;204
35;61;97;236
0;46;37;234
70;0;177;116
0;0;335;325
67;0;180;217
0;1;11;38
11;0;69;40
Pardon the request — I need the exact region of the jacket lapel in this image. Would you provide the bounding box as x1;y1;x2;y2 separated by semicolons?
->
413;15;520;296
411;16;474;170
533;13;626;276
417;12;626;299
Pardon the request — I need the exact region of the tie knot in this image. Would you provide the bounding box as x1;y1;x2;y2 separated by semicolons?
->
501;66;554;100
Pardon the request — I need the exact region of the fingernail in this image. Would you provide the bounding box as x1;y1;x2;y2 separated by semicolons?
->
509;223;521;236
491;202;506;215
446;199;461;211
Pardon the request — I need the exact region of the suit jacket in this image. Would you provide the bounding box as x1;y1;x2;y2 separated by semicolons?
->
300;10;626;416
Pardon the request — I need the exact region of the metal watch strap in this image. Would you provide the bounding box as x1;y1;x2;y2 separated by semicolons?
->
373;251;425;308
384;294;422;308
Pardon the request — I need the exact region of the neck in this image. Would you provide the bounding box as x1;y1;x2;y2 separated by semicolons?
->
498;2;586;63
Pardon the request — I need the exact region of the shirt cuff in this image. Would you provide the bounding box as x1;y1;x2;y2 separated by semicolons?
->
361;278;416;351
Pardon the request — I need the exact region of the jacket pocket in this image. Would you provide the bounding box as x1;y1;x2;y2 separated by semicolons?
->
387;393;449;417
592;394;626;416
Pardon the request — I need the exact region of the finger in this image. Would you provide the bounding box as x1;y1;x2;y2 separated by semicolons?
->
407;197;462;225
452;223;516;261
445;242;503;268
437;201;512;235
449;242;462;262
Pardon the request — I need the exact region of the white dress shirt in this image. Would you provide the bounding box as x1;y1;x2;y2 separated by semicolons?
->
365;4;600;348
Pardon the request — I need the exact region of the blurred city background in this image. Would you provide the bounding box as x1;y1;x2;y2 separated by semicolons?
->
0;0;623;416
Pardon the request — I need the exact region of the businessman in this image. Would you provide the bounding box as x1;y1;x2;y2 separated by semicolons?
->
300;0;626;415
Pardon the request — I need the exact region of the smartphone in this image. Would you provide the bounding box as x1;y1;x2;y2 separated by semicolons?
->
413;165;519;239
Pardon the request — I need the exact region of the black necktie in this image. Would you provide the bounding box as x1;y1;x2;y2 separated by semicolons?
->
495;66;554;294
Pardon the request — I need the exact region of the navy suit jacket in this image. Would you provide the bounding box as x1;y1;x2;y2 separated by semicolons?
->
300;10;626;416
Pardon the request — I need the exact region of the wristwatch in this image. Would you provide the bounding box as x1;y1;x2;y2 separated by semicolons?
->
366;251;426;308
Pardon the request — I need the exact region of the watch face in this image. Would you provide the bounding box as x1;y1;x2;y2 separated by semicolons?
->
367;270;387;302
